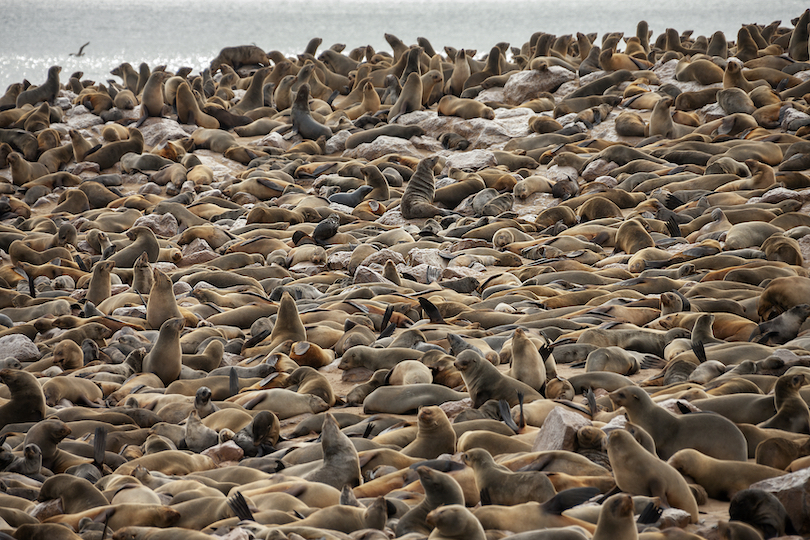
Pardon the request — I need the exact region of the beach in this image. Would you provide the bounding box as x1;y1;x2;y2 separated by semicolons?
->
0;9;810;540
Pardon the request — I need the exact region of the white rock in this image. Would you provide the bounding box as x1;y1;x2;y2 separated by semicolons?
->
343;136;423;160
503;67;576;105
442;150;497;173
0;335;39;362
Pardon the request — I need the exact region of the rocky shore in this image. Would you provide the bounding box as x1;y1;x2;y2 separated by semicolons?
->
1;12;810;540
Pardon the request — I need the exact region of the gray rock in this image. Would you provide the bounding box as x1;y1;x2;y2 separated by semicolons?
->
343;135;423;160
325;130;352;154
133;212;179;238
751;467;810;535
138;117;192;147
442;150;497;173
360;249;406;269
181;238;218;266
0;335;40;362
531;406;591;452
503;67;576;105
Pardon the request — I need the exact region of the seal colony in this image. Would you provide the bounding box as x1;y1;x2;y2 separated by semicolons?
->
3;11;810;540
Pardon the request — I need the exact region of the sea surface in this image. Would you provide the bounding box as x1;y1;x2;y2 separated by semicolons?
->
0;0;807;91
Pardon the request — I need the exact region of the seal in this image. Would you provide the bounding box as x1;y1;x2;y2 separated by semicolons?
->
592;493;637;540
142;317;184;386
758;373;810;434
401;406;456;459
302;412;362;489
395;466;466;536
16;66;61;107
607;429;699;522
401;156;454;219
146;268;182;330
609;385;748;461
291;83;332;141
108;226;160;268
667;448;786;500
0;369;46;429
426;505;486;540
462;447;556;505
438;95;495;120
456;349;542;408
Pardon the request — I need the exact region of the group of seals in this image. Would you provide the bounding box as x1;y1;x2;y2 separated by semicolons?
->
2;11;810;540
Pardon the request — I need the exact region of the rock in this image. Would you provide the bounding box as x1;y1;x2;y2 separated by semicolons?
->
64;105;103;129
656;508;693;530
545;164;579;182
138;117;194;147
173;281;192;296
139;182;162;195
449;239;490;251
503;67;576;105
181;238;218;266
327;250;353;271
531;406;592;452
66;161;100;175
751;468;810;535
52;275;75;290
399;263;441;284
582;159;618;181
475;88;506;103
376;208;406;226
783;108;810;132
439;398;473;419
343;135;423;160
113;306;147;318
411;135;444;153
442;150;497;173
255;132;290;151
201;440;244;465
325;130;352;154
440;264;486;280
360;249;406;268
658;398;701;414
0;335;40;362
408;248;446;268
353;266;394;284
397;111;520;149
133;212;179;237
751;187;804;205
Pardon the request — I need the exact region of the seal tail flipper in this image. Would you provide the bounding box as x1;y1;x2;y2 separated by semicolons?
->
378;322;397;339
227;491;255;522
640;355;667;369
499;399;519;433
665;193;684;210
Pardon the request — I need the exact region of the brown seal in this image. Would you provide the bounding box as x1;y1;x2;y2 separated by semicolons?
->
609;385;747;461
291;83;332;140
425;505;486;540
607;429;699;523
667;448;786;500
455;349;542;408
438;95;495;120
400;406;456;459
395;466;466;536
401;156;453;219
16;65;61;107
146;268;182;330
758;373;810;434
302;412;361;489
108;226;160;268
142;317;183;386
462;447;556;505
592;493;638;540
0;369;46;429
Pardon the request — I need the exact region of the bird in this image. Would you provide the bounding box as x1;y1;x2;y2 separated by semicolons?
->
69;42;90;57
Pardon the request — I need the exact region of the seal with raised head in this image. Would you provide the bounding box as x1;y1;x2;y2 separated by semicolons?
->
0;369;46;428
401;156;453;219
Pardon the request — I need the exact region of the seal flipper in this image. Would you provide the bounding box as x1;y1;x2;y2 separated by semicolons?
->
480;487;492;505
542;487;600;514
499;399;519;433
378;322;397;339
93;426;107;472
229;367;239;398
586;388;597;418
227;491;255;522
380;304;394;331
637;501;664;524
419;297;446;324
692;340;707;364
666;216;681;237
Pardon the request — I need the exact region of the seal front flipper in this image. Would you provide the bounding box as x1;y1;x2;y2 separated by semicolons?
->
93;426;106;473
692;340;707;363
229;367;239;398
542;487;600;514
419;297;446;324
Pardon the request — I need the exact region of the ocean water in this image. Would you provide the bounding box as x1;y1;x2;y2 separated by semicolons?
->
0;0;807;91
